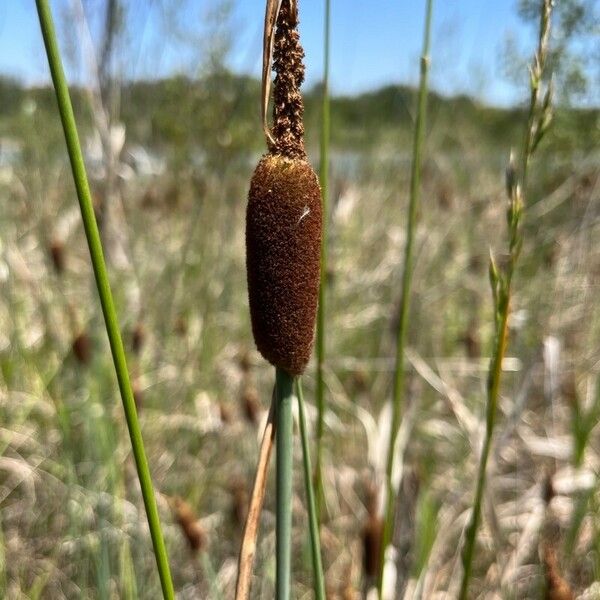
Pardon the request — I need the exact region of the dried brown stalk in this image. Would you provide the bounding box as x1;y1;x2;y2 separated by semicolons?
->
235;396;276;600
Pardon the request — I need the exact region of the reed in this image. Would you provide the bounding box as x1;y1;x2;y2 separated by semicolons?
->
315;0;331;522
34;1;175;597
458;1;554;596
378;0;434;595
297;379;326;599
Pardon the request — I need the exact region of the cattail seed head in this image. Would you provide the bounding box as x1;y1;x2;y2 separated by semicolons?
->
49;238;65;273
246;0;322;375
246;154;322;375
131;321;145;355
238;347;253;374
362;479;383;582
174;316;188;337
229;477;249;528
171;496;206;554
219;402;233;425
542;544;573;600
241;384;261;424
72;331;91;364
362;514;383;582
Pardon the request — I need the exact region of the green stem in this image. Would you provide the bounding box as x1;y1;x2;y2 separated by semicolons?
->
34;2;174;598
315;0;331;521
276;368;295;600
459;2;553;594
458;307;509;599
377;1;433;596
296;379;326;600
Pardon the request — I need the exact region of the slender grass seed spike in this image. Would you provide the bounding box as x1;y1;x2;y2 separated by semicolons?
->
246;0;322;376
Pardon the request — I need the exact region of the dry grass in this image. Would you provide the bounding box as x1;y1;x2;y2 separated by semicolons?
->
1;133;599;597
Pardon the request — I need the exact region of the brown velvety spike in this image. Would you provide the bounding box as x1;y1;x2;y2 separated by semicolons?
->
362;514;383;582
171;497;206;554
72;331;91;364
49;238;65;273
246;153;322;375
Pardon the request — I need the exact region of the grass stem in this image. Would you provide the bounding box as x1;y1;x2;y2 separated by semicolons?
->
458;307;509;599
276;368;295;600
315;0;331;521
296;379;326;600
458;2;553;596
34;1;174;598
377;1;433;596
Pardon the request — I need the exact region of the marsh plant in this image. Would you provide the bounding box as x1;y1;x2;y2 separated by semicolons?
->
242;1;325;598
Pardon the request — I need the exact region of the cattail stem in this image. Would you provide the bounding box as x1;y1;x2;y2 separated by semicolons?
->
276;367;295;600
34;2;174;598
296;379;326;600
315;0;331;523
377;1;433;596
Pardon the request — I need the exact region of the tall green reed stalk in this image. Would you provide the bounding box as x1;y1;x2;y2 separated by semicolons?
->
315;0;331;522
297;379;326;600
458;1;554;597
377;0;433;596
34;1;175;597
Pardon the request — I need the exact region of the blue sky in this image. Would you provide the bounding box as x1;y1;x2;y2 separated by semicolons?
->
0;1;533;106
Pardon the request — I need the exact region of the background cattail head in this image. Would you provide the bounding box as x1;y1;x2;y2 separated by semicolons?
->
48;238;65;274
245;0;322;376
219;401;233;425
240;383;260;424
131;321;145;355
237;347;253;374
361;479;383;582
362;511;383;583
170;496;206;554
229;476;249;528
542;543;573;600
72;330;91;365
174;315;188;337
